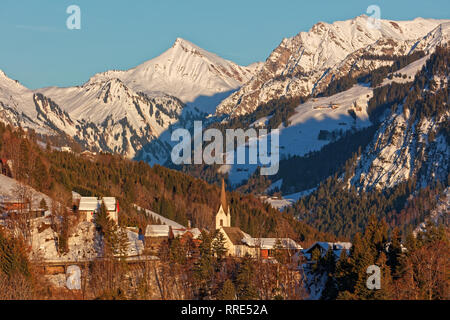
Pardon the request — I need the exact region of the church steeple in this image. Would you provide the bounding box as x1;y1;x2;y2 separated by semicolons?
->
216;178;231;229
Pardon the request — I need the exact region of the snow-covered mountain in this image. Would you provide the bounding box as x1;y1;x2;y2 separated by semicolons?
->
223;39;449;192
350;105;449;191
349;56;450;191
220;83;374;186
0;17;448;174
0;38;261;162
81;37;260;105
38;77;186;160
0;70;78;136
216;16;449;118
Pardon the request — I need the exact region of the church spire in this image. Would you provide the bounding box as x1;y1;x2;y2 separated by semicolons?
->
216;178;231;229
220;178;228;215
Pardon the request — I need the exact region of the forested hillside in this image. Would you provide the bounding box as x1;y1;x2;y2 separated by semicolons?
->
286;46;450;238
0;122;333;244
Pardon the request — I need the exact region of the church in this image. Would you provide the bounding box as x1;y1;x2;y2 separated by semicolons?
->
215;179;302;259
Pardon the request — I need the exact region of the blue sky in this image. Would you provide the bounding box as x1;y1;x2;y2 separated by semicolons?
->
1;0;448;89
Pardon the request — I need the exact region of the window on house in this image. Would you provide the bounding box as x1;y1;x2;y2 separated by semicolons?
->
220;219;223;226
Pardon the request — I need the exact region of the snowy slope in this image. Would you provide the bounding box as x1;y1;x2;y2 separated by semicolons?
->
263;188;316;211
349;61;450;191
38;77;185;159
350;106;449;191
0;174;53;211
216;16;449;118
30;219;144;262
134;205;186;229
414;187;449;236
219;84;374;186
0;71;79;136
30;38;260;161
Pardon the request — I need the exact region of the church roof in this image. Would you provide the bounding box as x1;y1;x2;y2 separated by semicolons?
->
221;227;246;245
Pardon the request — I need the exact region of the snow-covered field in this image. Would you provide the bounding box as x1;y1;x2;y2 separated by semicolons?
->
263;188;316;211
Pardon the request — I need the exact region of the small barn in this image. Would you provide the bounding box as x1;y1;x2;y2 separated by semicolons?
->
144;225;173;253
77;196;119;224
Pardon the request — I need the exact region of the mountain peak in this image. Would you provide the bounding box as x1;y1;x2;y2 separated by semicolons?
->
172;37;201;51
0;69;26;90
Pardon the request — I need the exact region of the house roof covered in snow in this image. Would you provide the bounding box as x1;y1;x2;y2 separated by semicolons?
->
78;197;116;212
304;242;352;253
242;238;302;250
78;197;99;211
145;225;170;237
102;197;117;211
172;228;187;238
188;228;202;239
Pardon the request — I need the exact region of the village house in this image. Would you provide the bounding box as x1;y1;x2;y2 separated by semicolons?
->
301;242;352;263
0;195;48;220
76;196;119;224
242;238;302;259
1;197;26;220
143;224;202;254
0;197;30;213
144;224;173;253
138;179;301;261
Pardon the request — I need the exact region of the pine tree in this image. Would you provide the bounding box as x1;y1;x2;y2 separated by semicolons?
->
373;252;394;299
211;230;227;262
236;254;258;300
387;227;403;278
218;279;236;300
272;238;286;264
193;231;214;299
310;246;322;272
334;249;354;294
95;201;127;258
169;237;186;265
